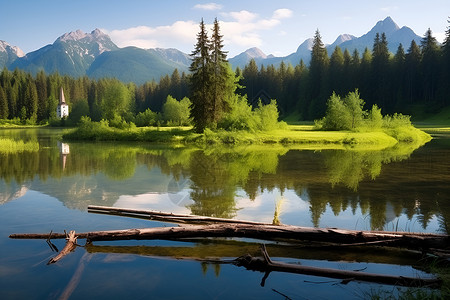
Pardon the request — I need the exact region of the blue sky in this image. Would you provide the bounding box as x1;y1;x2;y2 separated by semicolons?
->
1;0;449;57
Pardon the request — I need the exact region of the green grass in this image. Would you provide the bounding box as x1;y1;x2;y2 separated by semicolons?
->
63;121;431;150
0;138;40;153
0;119;48;128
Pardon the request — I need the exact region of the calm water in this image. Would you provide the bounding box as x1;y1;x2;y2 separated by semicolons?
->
0;128;448;299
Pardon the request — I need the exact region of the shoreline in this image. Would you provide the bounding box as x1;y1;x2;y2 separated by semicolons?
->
61;124;432;150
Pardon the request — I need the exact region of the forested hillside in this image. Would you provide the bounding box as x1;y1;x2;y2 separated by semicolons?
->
0;20;449;124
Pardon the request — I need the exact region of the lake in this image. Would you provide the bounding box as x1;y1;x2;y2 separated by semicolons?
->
0;128;448;299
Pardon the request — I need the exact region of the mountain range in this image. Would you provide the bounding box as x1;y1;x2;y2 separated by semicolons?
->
0;17;422;84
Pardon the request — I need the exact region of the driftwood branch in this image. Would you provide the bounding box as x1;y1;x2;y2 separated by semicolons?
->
47;230;78;265
10;223;450;251
233;244;442;288
88;205;268;225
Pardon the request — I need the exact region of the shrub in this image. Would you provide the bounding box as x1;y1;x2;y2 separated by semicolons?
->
321;92;352;130
382;113;411;128
366;104;383;129
109;114;136;130
69;99;90;124
218;95;284;132
218;95;257;131
135;108;159;127
255;100;281;131
163;95;191;126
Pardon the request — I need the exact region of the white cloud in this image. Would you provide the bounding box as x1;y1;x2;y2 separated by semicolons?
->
227;10;258;23
218;8;291;49
272;8;293;20
105;8;292;55
105;21;198;50
193;3;222;11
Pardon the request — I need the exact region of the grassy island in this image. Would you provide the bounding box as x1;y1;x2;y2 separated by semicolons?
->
62;118;431;150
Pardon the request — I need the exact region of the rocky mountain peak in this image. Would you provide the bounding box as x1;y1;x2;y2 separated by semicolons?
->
0;40;25;57
91;28;105;38
370;16;400;35
244;47;267;59
58;29;88;42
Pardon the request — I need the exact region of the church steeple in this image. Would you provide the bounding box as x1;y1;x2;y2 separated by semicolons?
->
57;87;69;118
59;87;66;105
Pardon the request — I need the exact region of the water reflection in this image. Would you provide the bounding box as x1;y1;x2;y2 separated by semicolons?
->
0;128;448;233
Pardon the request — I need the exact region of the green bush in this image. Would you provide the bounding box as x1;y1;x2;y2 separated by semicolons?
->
69;99;90;124
320;90;365;130
135;108;160;127
366;104;383;129
218;95;257;131
382;113;411;128
163;95;191;126
109;114;136;130
320;92;352;130
255;100;282;131
218;95;284;132
319;90;413;133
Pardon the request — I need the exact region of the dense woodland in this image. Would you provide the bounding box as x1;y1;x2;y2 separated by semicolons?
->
0;20;449;124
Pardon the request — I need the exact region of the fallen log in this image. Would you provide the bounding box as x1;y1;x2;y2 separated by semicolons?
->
47;230;78;265
10;223;450;250
234;245;442;288
87;205;268;225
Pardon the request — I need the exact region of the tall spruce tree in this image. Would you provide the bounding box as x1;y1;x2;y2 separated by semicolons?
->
405;40;422;103
442;18;450;105
209;18;233;125
308;29;329;119
0;86;8;119
190;19;211;132
420;28;441;102
243;59;259;101
371;33;390;108
190;18;237;132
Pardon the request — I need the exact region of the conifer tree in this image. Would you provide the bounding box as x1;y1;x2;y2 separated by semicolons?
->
392;44;406;103
190;18;237;132
0;86;8;119
209;18;233;125
441;17;450;105
308;29;329;119
189;19;212;132
405;40;422;103
371;33;390;108
329;46;344;94
243;59;259;101
420;28;441;102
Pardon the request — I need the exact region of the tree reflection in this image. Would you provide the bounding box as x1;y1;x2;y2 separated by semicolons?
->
188;146;287;218
0;130;447;233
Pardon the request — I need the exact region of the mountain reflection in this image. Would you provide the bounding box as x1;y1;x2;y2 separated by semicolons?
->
0;130;448;233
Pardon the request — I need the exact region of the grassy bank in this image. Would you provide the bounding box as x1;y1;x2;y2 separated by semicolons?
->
62;118;431;149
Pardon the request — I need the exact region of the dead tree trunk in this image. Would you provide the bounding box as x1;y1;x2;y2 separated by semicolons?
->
10;224;450;251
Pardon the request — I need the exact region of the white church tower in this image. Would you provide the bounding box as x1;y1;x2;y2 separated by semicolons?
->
56;87;69;119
